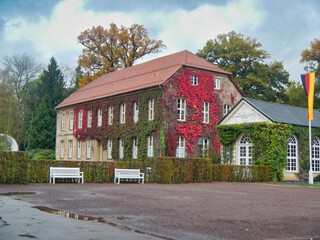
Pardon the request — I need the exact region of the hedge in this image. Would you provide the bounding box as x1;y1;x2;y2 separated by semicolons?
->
0;151;269;184
0;151;28;184
212;164;270;182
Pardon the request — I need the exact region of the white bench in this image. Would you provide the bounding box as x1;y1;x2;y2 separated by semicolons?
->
49;167;84;184
114;168;144;184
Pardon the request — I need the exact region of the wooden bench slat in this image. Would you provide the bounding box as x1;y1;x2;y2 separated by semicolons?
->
49;167;84;184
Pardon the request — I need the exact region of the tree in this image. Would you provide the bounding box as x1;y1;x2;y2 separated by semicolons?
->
196;31;290;103
301;39;320;77
77;23;165;87
28;57;65;150
3;53;42;101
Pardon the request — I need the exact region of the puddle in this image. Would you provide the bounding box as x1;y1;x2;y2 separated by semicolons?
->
0;192;36;196
32;206;107;223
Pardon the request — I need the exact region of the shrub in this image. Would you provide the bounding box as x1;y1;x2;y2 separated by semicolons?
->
28;149;55;160
0;151;28;184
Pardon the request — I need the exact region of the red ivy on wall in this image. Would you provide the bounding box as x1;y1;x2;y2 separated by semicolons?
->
163;69;223;156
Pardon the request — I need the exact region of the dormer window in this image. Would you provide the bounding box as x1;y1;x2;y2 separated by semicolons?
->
190;75;198;85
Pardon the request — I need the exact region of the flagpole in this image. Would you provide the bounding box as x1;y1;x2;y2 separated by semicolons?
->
309;120;313;184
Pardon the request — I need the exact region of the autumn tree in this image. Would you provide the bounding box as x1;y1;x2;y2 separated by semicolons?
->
196;31;290;102
301;39;320;77
77;23;165;87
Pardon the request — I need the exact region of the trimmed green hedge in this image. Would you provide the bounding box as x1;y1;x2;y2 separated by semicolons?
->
0;151;28;184
212;164;270;182
0;152;270;184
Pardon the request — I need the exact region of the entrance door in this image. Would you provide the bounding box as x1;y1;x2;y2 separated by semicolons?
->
238;135;252;166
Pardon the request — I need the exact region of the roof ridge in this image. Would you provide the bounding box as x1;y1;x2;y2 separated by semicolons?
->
245;97;311;111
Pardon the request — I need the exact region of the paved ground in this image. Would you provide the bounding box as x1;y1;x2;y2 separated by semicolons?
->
1;182;320;240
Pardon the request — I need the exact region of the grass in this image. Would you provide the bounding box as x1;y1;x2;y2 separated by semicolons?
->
279;181;320;187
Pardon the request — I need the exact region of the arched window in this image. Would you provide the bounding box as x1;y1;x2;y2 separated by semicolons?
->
287;135;298;172
238;134;252;166
312;137;320;172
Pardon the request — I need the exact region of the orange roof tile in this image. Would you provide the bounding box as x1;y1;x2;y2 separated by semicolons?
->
56;50;234;109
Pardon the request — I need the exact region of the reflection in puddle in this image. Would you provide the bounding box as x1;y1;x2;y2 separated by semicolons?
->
32;206;107;223
0;192;36;196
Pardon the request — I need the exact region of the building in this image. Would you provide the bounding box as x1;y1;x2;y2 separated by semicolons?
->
218;97;320;181
55;50;244;162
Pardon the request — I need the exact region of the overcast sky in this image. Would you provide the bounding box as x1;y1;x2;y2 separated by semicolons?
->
0;0;319;82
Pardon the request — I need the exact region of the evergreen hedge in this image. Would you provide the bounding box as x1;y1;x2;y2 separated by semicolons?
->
0;151;269;184
0;151;28;184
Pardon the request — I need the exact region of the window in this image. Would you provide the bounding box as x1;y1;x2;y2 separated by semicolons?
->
133;138;138;159
176;137;185;158
119;139;124;159
60;140;64;159
61;114;66;131
148;99;154;121
78;111;83;129
97;108;102;127
199;138;209;157
190;75;198;85
147;136;154;157
223;104;231;116
87;110;92;128
108;106;113;125
214;77;221;90
77;141;81;159
238;135;252;166
120;103;126;124
177;98;186;121
203;102;210;123
312;137;320;172
69;112;73;130
87;139;91;159
107;139;112;160
68;140;73;159
287;135;298;172
133;101;139;123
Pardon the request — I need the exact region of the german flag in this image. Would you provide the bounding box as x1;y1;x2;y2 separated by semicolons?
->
301;72;315;120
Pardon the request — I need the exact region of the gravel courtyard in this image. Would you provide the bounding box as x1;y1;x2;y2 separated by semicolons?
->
1;182;320;240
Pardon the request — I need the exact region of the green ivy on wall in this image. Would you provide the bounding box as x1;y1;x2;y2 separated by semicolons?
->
217;122;320;181
73;89;162;161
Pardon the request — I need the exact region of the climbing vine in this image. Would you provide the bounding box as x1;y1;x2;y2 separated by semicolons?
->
73;89;161;161
163;69;223;157
217;122;320;181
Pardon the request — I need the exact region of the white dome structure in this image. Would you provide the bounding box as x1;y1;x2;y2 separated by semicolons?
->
0;134;18;151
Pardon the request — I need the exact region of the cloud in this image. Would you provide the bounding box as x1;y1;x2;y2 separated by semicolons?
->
2;0;265;68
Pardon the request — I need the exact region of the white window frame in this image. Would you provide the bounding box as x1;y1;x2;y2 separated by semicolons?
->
60;140;64;159
190;75;198;85
77;141;81;159
133;101;139;123
223;104;231;116
119;139;124;159
148;99;154;121
176;137;185;158
108;106;113;125
312;137;320;172
107;139;112;160
214;77;221;90
238;134;252;166
201;138;209;157
61;114;66;131
68;140;73;159
69;112;73;130
87;110;92;128
78;111;83;129
287;135;298;172
133;137;138;159
147;136;154;157
203;101;210;123
120;103;126;124
97;108;102;127
177;98;186;121
87;139;91;159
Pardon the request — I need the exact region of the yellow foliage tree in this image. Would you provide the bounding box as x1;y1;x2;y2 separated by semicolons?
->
77;23;165;87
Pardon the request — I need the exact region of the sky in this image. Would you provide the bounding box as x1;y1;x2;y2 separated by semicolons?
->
0;0;319;82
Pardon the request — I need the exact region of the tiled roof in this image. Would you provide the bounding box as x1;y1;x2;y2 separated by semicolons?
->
244;98;320;128
56;50;236;109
